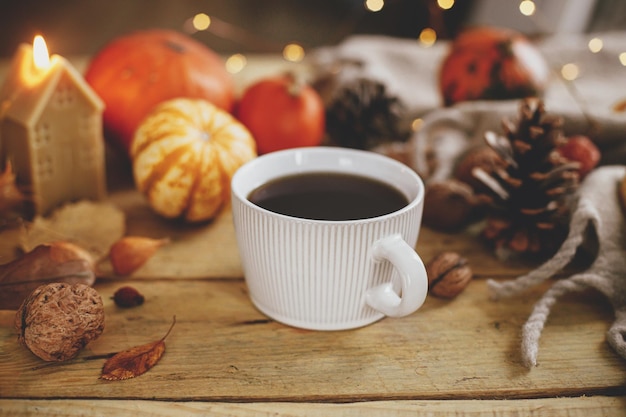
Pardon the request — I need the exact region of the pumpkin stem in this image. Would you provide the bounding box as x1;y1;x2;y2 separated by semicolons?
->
165;40;185;54
285;72;305;97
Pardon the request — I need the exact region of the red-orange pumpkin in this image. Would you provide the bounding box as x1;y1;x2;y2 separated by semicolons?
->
85;29;234;156
439;27;549;106
236;74;325;155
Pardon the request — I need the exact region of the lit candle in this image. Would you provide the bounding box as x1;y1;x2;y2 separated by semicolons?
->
0;35;106;216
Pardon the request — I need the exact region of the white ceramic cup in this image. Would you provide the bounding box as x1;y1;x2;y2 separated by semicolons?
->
231;147;428;331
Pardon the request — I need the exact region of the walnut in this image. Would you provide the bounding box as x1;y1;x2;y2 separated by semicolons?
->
14;283;105;362
426;252;473;298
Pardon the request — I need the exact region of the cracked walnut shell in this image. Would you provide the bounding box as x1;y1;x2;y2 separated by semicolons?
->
14;283;105;362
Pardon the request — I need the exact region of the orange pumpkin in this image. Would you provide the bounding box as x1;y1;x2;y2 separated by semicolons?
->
85;29;235;156
439;27;549;106
131;98;257;223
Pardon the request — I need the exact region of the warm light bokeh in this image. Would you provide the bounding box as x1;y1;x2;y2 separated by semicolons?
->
519;0;536;16
411;118;424;132
192;13;211;31
561;63;580;81
365;0;384;12
419;28;437;47
437;0;454;10
226;53;247;74
588;37;603;53
283;43;304;62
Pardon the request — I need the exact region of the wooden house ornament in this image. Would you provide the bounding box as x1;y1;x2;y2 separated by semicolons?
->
0;38;106;216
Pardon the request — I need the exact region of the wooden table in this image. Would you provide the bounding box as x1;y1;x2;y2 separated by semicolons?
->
1;55;625;416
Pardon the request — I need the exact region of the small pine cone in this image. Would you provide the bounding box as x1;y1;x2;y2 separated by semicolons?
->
475;99;580;258
325;78;409;150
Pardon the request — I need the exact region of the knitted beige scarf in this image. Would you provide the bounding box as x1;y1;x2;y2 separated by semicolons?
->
488;165;626;367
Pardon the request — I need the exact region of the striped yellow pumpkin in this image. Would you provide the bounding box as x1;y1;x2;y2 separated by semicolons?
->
131;98;257;222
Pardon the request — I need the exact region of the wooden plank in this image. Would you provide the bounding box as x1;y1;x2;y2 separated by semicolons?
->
1;278;624;401
0;397;625;417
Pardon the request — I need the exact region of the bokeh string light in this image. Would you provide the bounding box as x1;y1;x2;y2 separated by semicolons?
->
437;0;455;11
518;0;536;16
283;43;305;63
516;0;626;134
183;0;459;73
225;53;246;74
365;0;385;13
418;28;437;47
184;0;626;79
588;37;603;53
561;63;580;81
515;0;626;84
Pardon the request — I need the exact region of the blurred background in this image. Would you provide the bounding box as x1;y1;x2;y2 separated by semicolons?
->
0;0;624;58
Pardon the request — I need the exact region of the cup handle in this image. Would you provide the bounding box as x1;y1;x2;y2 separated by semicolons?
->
365;234;428;318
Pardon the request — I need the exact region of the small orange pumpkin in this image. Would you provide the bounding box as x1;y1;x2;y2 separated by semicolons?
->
439;27;549;106
131;98;257;223
85;29;235;156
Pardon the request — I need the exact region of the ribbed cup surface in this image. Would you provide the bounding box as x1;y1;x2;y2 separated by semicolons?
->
231;147;425;331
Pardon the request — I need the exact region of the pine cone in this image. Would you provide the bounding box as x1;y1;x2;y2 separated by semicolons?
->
474;99;580;257
325;78;409;150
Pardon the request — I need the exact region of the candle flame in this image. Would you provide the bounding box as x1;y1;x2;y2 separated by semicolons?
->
33;35;51;70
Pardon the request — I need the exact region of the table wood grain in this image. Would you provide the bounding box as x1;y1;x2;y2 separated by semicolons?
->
1;196;626;416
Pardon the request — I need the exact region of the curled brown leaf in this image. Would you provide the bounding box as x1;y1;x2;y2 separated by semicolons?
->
101;316;176;381
20;200;126;260
0;241;96;310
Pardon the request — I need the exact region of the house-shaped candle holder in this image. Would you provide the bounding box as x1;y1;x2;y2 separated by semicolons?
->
0;40;106;217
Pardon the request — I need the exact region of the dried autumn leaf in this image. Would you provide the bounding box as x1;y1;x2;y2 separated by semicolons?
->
101;316;176;381
108;236;170;276
0;241;96;310
0;162;26;221
21;200;125;260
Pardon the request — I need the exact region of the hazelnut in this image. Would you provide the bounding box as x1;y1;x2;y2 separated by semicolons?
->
14;283;105;362
426;252;473;298
422;179;478;231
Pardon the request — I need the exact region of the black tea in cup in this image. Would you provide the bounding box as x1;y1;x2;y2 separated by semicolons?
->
248;172;409;221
